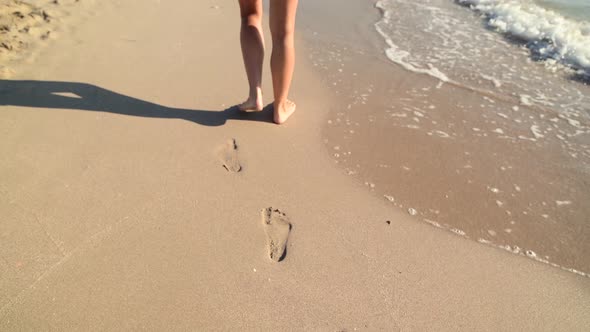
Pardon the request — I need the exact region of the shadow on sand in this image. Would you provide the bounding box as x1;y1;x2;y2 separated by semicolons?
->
0;79;275;126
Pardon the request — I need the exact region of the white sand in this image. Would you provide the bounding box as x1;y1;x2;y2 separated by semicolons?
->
0;0;588;330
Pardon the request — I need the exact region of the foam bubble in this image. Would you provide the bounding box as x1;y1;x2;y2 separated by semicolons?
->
451;228;467;236
481;74;502;87
530;125;545;139
519;95;533;106
384;195;395;202
424;219;442;228
433;130;450;138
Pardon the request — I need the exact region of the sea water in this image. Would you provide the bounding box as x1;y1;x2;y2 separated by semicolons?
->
373;0;590;177
537;0;590;23
371;0;590;275
299;0;590;275
375;0;590;104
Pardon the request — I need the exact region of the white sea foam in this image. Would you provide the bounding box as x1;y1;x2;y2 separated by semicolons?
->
458;0;590;72
375;1;451;83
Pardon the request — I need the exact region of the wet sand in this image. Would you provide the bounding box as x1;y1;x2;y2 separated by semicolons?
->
1;0;589;330
301;0;590;275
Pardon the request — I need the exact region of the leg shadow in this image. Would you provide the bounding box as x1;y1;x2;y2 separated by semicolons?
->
0;80;275;126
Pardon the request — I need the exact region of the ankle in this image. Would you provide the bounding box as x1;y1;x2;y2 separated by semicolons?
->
250;88;262;100
274;99;288;109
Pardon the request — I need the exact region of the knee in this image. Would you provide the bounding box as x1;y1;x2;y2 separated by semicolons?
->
271;26;294;45
241;13;261;27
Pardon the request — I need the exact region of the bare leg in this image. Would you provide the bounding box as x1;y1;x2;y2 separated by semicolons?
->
238;0;265;112
270;0;298;124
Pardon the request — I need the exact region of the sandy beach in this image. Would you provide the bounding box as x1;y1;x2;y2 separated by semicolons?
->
1;0;589;330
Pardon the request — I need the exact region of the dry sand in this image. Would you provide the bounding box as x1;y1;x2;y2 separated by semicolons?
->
0;0;86;78
0;0;589;330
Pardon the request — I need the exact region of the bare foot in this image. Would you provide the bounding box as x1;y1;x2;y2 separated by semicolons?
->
273;99;296;124
238;90;263;112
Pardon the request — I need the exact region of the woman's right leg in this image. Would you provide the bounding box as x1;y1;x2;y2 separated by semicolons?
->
269;0;298;124
238;0;265;111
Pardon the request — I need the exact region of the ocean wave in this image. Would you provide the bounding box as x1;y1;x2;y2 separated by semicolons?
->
457;0;590;73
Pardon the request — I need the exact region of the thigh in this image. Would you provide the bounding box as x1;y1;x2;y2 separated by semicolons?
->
238;0;263;18
269;0;298;35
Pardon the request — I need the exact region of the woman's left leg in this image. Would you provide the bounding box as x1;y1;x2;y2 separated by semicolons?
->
238;0;265;112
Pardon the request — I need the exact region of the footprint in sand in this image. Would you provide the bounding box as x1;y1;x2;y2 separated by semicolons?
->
262;207;291;262
218;138;241;172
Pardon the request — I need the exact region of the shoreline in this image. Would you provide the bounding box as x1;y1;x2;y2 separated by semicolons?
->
301;0;590;276
0;0;589;329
